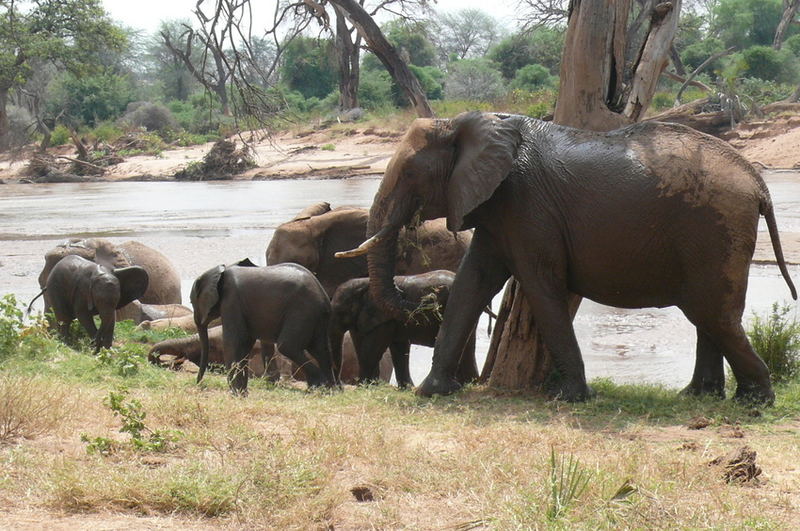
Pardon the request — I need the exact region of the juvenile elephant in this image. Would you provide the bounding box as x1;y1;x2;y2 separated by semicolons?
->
39;238;181;310
266;203;472;297
329;270;478;387
33;255;149;351
191;260;336;394
340;111;797;404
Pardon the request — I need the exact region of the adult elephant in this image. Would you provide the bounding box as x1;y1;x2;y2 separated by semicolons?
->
329;271;478;388
266;203;472;297
38;238;182;308
32;255;149;351
339;111;797;404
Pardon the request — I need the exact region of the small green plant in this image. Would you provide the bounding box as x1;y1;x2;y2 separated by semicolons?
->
320;143;336;151
748;302;800;383
0;294;23;361
547;447;592;520
49;124;71;146
82;388;179;454
96;346;143;377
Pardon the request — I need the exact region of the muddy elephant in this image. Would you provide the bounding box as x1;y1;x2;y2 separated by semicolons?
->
137;313;219;332
191;260;336;394
32;255;149;351
38;239;182;312
329;270;478;388
266;203;472;297
340;111;797;404
148;326;389;384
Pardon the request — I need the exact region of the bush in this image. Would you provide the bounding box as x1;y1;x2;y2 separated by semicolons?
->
444;59;506;102
747;302;800;383
50;125;71;147
120;102;178;133
739;46;799;83
92;122;124;144
358;70;394;111
6;105;33;148
785;34;800;56
651;92;675;111
0;295;23;362
681;38;726;73
510;64;557;92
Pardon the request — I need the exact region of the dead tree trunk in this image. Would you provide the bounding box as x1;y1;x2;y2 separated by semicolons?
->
333;6;361;110
328;0;433;118
486;0;682;392
0;87;9;152
774;0;800;50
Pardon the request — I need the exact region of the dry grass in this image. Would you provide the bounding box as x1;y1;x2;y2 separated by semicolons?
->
1;337;799;529
0;375;73;443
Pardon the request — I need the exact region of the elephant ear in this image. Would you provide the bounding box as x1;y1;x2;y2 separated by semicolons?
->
233;258;257;268
190;265;225;325
113;266;150;309
446;112;522;231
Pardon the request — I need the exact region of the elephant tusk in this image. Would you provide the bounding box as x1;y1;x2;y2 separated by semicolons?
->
335;226;392;259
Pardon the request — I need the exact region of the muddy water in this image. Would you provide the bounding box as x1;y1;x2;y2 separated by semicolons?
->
2;172;798;389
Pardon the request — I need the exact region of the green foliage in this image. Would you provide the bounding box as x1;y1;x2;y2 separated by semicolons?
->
712;0;795;49
785;35;800;57
91;122;124;143
50;70;135;127
445;59;506;102
0;295;24;362
280;37;337;100
409;65;444;100
510;64;557;92
680;38;726;73
357;70;394;111
82;388;179;454
547;447;592;521
737;78;799;105
738;46;799;83
382;20;438;68
95;344;148;377
488;28;565;80
747;302;800;383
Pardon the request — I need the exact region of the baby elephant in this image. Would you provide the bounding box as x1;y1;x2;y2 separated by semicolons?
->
191;260;337;394
329;270;479;388
31;254;149;351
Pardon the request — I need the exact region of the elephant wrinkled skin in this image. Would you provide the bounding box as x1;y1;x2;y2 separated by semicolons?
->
191;260;336;394
40;255;149;351
345;111;797;404
329;270;478;387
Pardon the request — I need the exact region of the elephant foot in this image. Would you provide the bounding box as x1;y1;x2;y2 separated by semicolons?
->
415;373;462;397
548;381;595;402
679;380;725;399
733;383;774;406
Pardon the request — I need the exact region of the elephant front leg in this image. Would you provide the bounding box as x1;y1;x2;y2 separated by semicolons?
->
223;327;254;396
76;311;101;351
417;231;510;397
389;341;413;388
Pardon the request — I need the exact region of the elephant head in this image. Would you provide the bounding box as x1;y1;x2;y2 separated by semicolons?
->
339;112;521;316
39;238;128;289
190;259;256;383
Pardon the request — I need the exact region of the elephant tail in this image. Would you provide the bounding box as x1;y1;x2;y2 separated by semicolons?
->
26;288;46;317
761;196;797;300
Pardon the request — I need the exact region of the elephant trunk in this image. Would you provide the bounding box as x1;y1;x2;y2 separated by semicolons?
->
365;195;423;319
197;323;210;383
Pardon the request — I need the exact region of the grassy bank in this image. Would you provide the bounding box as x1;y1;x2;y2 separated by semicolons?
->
1;305;800;528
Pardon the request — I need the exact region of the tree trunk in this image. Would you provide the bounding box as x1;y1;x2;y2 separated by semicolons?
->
774;0;800;50
0;87;9;152
334;7;360;110
328;0;433;118
485;0;682;392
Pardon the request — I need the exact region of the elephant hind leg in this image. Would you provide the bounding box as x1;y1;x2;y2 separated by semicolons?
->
689;316;773;404
681;330;725;398
390;341;413;388
223;327;255;395
306;323;336;386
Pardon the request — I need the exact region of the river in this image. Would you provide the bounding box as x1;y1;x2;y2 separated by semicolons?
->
2;172;798;388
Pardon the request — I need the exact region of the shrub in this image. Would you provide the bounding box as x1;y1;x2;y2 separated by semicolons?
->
50;124;71;147
651;92;675;111
681;38;726;73
785;34;800;56
358;70;394;111
510;64;557;92
92;122;124;143
739;46;799;84
0;294;23;361
444;59;506;102
747;302;800;383
0;375;68;443
120;102;178;133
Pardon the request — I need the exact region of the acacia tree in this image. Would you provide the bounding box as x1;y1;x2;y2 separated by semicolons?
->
484;0;682;391
435;8;500;61
0;0;125;150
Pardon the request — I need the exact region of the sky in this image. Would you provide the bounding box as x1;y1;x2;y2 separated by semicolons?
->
102;0;522;37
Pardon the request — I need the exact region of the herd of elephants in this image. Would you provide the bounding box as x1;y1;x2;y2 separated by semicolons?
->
30;112;799;406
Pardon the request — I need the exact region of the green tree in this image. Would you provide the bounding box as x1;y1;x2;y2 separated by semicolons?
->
146;20;198;102
0;0;127;149
435;9;500;62
510;64;557;91
738;45;799;83
444;58;505;101
488;28;565;80
381;20;438;68
712;0;794;49
48;71;135;127
280;37;337;100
